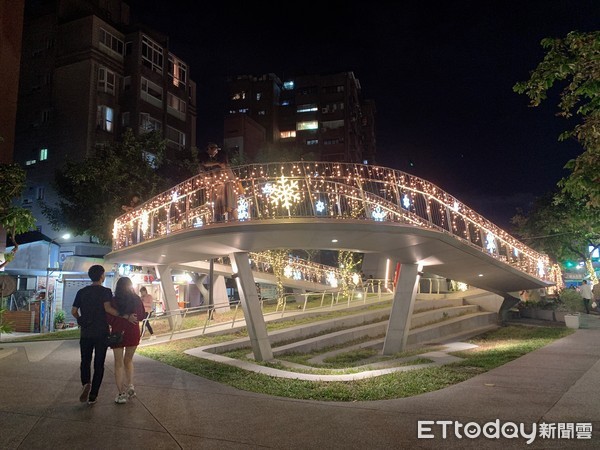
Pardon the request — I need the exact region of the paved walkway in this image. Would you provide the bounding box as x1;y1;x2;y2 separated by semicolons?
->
1;324;600;449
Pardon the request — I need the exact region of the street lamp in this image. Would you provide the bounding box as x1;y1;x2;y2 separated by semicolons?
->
43;233;70;333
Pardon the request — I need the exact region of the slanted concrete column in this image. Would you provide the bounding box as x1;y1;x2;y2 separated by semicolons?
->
382;263;420;355
155;264;181;330
230;252;273;361
192;272;229;313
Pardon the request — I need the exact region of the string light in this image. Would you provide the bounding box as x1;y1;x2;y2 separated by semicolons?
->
111;161;559;284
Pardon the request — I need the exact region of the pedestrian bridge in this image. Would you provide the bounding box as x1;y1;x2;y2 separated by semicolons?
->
105;162;561;359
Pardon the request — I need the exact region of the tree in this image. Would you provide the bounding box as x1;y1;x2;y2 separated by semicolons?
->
513;30;600;207
511;191;599;283
0;163;36;269
43;129;170;243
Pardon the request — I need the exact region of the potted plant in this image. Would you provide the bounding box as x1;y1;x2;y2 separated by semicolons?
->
556;289;582;329
54;310;66;330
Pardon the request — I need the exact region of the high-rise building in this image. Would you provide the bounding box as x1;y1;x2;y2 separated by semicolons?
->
14;0;197;239
224;71;375;164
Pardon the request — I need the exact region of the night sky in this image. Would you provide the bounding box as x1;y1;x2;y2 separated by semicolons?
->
126;0;599;229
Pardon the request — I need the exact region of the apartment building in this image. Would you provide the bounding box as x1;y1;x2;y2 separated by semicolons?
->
14;0;197;239
224;71;375;164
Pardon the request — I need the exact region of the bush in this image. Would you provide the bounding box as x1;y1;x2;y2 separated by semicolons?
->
557;289;584;314
54;310;66;325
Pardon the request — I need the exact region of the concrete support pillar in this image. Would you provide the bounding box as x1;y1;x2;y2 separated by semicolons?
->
230;252;273;362
382;263;420;355
213;275;230;312
192;272;229;313
192;273;209;301
155;264;181;330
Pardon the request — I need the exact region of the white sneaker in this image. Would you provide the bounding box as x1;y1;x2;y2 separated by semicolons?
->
115;393;127;404
126;384;136;398
149;335;157;340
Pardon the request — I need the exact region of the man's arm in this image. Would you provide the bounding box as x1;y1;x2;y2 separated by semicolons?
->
71;306;80;319
104;301;137;323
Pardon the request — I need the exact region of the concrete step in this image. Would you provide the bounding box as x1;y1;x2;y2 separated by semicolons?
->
413;298;464;312
270;310;497;356
410;305;480;328
406;312;498;347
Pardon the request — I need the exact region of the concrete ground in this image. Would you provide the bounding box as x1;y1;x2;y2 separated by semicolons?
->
1;318;600;449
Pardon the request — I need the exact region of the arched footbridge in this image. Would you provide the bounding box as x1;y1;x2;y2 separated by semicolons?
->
105;162;561;360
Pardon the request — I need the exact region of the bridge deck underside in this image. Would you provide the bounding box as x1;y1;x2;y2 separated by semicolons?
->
105;219;550;294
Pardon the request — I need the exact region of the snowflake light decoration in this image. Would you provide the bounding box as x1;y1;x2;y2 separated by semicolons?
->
485;231;496;253
513;248;519;257
270;175;300;209
112;219;119;240
293;269;302;280
315;200;326;213
537;259;545;277
262;183;274;196
327;271;338;288
237;196;249;220
351;273;360;285
284;265;293;278
171;191;179;202
371;205;387;221
402;194;411;209
451;201;460;212
193;217;203;228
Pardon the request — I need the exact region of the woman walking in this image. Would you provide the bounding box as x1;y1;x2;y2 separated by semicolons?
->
107;277;145;404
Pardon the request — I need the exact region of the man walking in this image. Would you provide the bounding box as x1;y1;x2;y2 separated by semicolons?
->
580;280;593;314
72;265;137;404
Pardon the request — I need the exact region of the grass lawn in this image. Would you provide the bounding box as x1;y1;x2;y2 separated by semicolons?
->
137;325;574;402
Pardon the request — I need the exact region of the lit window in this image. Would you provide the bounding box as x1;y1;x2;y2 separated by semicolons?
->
256;92;262;100
25;159;36;166
258;110;266;115
306;139;318;145
98;66;116;95
36;186;45;200
39;148;48;161
238;108;249;113
297;104;318;113
141;35;164;74
99;28;124;56
283;81;294;90
296;121;318;131
167;93;186;120
141;77;163;107
281;100;290;106
280;131;296;139
231;91;246;100
96;105;114;132
168;54;187;87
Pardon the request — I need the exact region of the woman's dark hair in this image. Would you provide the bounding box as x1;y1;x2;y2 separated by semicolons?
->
114;277;139;315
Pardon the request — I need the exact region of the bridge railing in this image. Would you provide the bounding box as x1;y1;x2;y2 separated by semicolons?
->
112;162;558;284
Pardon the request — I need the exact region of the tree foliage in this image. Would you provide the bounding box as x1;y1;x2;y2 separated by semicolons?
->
43;129;173;243
513;30;600;207
0;163;36;269
511;191;599;282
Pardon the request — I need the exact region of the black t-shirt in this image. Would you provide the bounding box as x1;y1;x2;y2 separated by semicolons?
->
72;284;112;338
